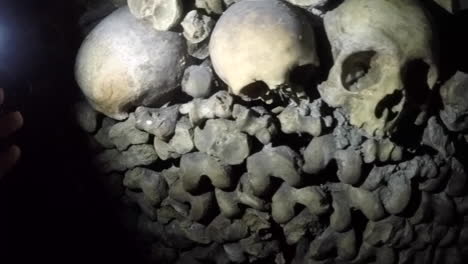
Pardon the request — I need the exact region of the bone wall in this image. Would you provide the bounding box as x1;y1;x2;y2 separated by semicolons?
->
73;0;468;263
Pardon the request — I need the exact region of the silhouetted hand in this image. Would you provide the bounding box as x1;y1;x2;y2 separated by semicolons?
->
0;88;23;179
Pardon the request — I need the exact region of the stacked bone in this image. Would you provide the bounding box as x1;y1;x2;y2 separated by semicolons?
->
74;0;468;263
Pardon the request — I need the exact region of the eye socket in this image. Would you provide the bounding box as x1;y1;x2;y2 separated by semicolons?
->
341;50;376;92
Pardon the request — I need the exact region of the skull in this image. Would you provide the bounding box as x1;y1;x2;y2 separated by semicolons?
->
209;0;319;102
319;0;438;138
75;7;189;120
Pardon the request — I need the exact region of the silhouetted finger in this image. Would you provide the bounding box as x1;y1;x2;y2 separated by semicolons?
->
0;145;21;180
0;111;23;138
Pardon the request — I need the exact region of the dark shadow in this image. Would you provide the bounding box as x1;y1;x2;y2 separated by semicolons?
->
0;1;144;263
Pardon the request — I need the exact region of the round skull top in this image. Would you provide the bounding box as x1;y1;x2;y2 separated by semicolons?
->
209;0;319;98
75;7;189;120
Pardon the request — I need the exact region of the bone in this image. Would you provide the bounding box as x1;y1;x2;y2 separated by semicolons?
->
75;7;189;120
445;157;467;197
438;226;460;247
194;119;250;165
154;117;195;160
329;189;352;232
195;0;224;14
206;215;249;243
409;191;432;225
247;145;303;196
215;174;267;218
432;192;456;226
352;243;396;264
329;183;386;222
182;65;214;99
440;71;468;131
210;0;319;97
137;216;196;249
285;0;328;7
108;114;149;151
123;167;168;206
128;0;183;31
363;216;413;248
278;101;323;137
233;104;278;144
242;208;272;235
422;116;455;158
153;139;177;161
134;105;179;140
303;134;337;174
378;171;412;215
168;117;195;155
181;10;215;44
122;144;159;169
180;152;232;192
94;117;117;148
223;0;243;7
239;234;280;260
95;144;158;172
75;101;99;133
125;190;158;220
223;243;247;263
178;243;230;264
334;149;363;185
454;195;468;215
362;161;417;215
272;183;329;224
283;209;321;245
419;160;450;193
158;198;190;223
187;39;210;60
377;139;398;163
179;91;234;125
169;178;215;222
319;0;438;138
307;227;357;261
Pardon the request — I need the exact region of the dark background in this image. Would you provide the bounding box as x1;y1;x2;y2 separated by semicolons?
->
0;0;142;263
0;0;466;263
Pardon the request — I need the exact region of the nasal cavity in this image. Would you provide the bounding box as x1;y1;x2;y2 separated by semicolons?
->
374;89;404;122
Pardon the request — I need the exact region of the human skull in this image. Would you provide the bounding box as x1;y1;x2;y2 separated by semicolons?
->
75;7;189;120
319;0;438;138
209;0;319;101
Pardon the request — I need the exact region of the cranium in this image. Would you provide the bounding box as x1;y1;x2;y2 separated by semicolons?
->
319;0;438;138
75;7;189;120
209;0;319;101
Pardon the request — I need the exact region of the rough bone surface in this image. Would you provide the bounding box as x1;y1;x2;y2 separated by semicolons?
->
247;145;303;196
440;71;468;132
272;183;329;224
181;10;215;44
128;0;183;31
135;105;180;140
180;152;232;193
194;119;250;165
182;65;214;99
75;7;188;120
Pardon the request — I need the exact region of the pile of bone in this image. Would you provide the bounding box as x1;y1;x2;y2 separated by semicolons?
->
73;0;468;263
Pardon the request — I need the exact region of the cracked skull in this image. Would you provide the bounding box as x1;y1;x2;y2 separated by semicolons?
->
209;0;319;102
319;0;439;138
